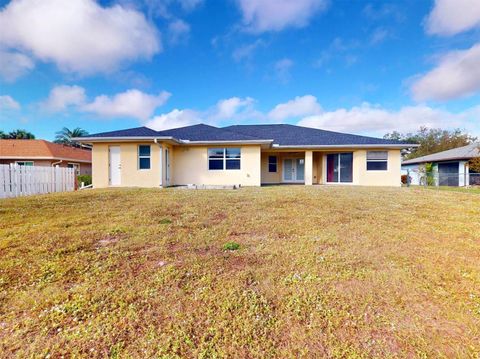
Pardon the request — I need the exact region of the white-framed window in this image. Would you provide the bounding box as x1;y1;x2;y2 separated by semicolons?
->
366;151;388;171
208;148;241;170
67;163;80;175
15;161;34;166
138;145;151;170
268;155;277;172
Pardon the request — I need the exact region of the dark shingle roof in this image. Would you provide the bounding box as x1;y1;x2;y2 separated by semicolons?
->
223;124;411;146
82;123;414;147
156;124;264;141
83;126;160;138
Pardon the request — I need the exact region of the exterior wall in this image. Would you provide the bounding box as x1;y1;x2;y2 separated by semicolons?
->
261;149;401;186
173;145;261;186
92;142;161;188
260;152;305;184
353;149;402;187
90;143;402;188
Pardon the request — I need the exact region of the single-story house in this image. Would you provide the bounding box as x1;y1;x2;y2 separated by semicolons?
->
76;123;415;188
402;143;480;186
0;139;92;175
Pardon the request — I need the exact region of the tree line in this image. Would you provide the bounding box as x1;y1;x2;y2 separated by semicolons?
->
1;127;89;147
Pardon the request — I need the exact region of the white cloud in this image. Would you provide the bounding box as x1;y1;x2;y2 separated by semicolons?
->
274;58;294;83
297;102;473;135
411;43;480;101
268;95;322;121
42;85;86;112
141;95;480;137
168;19;191;44
0;95;20;110
144;96;260;129
83;89;171;120
0;0;160;76
145;109;201;130
236;0;328;33
425;0;480;36
211;97;256;120
41;86;170;120
0;49;35;82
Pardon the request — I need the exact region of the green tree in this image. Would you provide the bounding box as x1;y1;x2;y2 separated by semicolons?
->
3;129;36;139
0;130;6;139
54;127;89;147
384;127;476;160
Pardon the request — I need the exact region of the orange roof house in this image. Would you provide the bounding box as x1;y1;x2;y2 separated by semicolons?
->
0;139;92;175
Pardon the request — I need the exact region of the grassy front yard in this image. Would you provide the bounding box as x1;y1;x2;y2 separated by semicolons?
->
1;186;479;357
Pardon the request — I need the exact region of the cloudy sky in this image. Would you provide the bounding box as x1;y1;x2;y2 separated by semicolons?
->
0;0;479;140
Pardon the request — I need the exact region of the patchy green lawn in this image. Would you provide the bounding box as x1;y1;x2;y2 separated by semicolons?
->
1;186;479;358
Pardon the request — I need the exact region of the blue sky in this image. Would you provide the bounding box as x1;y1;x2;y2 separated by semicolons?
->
1;0;480;141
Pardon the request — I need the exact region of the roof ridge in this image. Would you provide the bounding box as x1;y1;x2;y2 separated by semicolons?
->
156;123;215;134
219;125;266;140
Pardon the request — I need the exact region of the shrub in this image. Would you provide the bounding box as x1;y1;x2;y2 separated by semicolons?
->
77;174;92;186
159;218;172;224
223;241;240;251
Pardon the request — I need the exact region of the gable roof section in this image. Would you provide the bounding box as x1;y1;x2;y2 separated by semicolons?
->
402;143;480;165
78;123;416;147
0;140;92;162
223;124;412;147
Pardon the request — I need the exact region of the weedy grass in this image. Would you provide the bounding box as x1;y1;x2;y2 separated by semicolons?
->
0;186;479;358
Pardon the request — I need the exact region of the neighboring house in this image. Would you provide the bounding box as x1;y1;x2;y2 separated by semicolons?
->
0;139;92;175
402;143;480;186
76;123;415;188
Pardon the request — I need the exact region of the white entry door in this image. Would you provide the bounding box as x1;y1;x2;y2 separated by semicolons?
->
283;158;305;182
109;146;121;186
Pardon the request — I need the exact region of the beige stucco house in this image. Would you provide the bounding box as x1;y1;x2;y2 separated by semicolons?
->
75;124;416;188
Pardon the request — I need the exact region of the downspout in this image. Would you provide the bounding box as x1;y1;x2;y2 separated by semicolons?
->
51;159;62;167
154;138;163;187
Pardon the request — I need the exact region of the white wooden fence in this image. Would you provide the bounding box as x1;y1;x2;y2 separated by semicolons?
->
0;165;76;198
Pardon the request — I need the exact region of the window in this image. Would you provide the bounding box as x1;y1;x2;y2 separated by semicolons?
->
268;156;277;172
366;151;388;171
208;148;241;170
226;148;241;170
15;161;34;166
67;163;80;175
138;145;151;169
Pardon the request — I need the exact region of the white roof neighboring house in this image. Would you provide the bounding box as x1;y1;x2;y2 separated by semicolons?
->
402;143;480;165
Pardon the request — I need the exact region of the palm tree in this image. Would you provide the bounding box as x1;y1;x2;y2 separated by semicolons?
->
54;127;89;147
0;130;6;139
5;129;35;139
